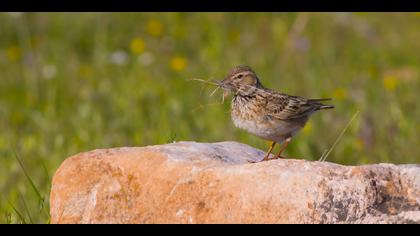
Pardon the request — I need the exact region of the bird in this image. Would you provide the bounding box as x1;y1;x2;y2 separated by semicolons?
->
219;65;334;162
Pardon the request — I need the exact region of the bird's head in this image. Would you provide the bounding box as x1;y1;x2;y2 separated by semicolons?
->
219;65;263;96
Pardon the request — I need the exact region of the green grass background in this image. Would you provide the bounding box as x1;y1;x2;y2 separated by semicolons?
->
0;12;419;223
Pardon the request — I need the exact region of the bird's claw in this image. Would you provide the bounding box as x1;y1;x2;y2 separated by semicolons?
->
247;157;271;163
248;155;288;163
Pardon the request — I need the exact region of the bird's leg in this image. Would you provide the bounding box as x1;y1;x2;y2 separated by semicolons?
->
248;141;276;163
273;137;292;159
262;141;276;161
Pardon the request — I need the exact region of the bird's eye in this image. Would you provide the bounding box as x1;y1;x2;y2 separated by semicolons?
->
237;74;243;79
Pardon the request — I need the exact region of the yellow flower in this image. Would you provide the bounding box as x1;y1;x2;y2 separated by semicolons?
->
6;46;21;61
332;88;347;100
147;19;163;37
170;56;187;72
383;75;398;91
302;122;313;134
130;37;145;54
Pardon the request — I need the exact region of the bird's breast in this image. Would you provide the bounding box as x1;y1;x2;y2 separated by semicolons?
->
231;96;305;143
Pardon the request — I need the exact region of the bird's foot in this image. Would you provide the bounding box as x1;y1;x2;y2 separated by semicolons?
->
272;155;287;160
248;155;275;163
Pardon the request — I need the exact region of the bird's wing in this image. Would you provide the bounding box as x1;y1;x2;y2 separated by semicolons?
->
263;92;321;120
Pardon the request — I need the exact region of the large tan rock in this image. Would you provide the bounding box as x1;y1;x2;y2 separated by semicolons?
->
50;141;420;224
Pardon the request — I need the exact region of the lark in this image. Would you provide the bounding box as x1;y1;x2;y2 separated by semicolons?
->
219;65;334;162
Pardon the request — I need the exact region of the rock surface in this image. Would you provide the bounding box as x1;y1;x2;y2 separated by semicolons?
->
50;141;420;224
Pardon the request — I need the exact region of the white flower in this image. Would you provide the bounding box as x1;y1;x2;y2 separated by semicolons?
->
109;50;128;66
138;52;154;66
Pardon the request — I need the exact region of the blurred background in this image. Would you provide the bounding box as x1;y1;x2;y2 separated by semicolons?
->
0;12;419;223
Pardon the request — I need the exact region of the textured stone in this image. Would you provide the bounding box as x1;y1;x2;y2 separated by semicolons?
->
50;141;420;224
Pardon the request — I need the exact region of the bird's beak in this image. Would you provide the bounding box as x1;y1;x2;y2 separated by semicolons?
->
219;77;231;88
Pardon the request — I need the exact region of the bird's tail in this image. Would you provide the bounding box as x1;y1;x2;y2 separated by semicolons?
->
308;98;332;102
309;98;334;110
319;105;335;109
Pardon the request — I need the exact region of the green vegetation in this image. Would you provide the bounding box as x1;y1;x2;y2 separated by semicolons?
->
0;13;419;223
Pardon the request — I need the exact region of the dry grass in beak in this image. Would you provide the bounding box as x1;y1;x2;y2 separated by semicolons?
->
187;78;220;86
187;77;223;98
188;77;226;111
223;90;229;103
209;86;220;97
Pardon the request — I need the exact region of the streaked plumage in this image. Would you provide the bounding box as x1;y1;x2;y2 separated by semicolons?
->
220;65;334;162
